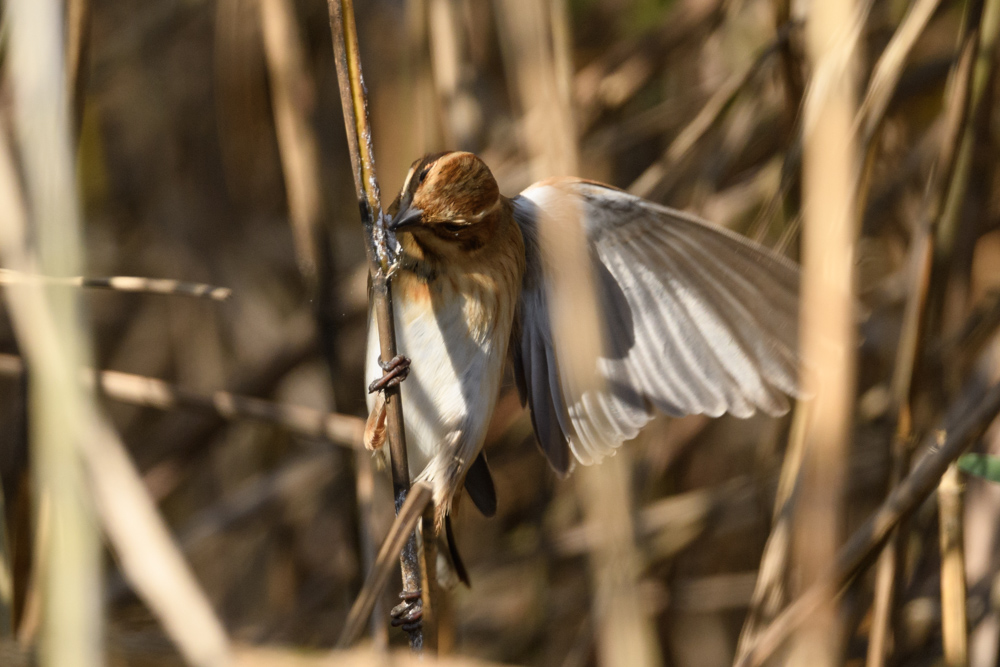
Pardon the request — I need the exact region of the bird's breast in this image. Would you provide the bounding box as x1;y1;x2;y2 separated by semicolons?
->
365;256;522;473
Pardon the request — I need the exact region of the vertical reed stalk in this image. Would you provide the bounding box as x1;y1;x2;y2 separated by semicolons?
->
787;0;860;665
0;472;11;638
326;0;426;650
6;1;102;664
939;463;968;667
496;0;660;664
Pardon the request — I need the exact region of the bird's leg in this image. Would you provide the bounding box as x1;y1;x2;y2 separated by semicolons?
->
389;587;423;632
367;354;411;393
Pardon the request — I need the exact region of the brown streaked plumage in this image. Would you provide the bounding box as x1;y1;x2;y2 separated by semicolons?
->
366;151;802;581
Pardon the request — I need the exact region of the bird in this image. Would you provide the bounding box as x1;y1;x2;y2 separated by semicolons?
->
364;151;801;580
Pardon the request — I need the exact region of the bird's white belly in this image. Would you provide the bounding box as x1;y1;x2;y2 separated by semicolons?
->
364;290;504;480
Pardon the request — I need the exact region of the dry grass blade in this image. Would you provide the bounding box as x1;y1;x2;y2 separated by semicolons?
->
735;370;1000;667
82;418;235;667
337;482;432;649
0;270;232;300
259;0;323;284
734;405;809;661
856;0;944;146
628;28;788;199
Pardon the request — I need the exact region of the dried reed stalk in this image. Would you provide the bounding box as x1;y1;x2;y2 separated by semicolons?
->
494;1;660;664
0;472;11;639
784;0;861;664
0;271;231;300
939;463;969;666
735;366;1000;667
258;0;323;285
0;105;235;667
326;0;426;650
5;3;234;664
0;353;364;448
6;0;103;662
734;404;809;661
337;483;432;648
865;25;979;667
65;0;90;137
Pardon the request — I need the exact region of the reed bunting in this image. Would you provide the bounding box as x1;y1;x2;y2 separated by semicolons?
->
365;152;800;579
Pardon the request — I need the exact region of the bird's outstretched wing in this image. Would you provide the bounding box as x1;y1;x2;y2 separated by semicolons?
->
509;179;801;472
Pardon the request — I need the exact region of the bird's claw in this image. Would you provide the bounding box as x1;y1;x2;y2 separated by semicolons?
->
389;588;423;632
368;354;411;394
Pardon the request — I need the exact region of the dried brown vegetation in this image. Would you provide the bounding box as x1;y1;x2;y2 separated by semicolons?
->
2;0;1000;666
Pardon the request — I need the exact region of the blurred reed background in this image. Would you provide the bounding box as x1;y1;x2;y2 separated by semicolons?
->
1;0;1000;666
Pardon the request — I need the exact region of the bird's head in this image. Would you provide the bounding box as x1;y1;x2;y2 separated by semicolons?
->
388;152;503;256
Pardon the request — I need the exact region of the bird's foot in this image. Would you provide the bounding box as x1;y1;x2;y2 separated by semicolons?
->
368;355;411;394
389;587;423;633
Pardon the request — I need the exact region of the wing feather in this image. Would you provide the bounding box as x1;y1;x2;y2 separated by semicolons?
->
510;180;802;467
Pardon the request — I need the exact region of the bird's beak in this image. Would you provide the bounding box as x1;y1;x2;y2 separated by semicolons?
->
389;205;423;232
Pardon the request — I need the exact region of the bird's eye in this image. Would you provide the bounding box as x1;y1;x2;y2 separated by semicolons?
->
418;167;430;184
441;223;464;234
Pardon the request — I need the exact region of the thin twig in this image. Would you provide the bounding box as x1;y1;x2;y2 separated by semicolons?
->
735;371;1000;667
0;354;364;449
336;483;432;648
0;270;232;300
326;0;424;650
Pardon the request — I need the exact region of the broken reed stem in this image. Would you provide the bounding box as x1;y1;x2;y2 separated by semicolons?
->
326;0;425;650
939;463;969;666
735;372;1000;667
